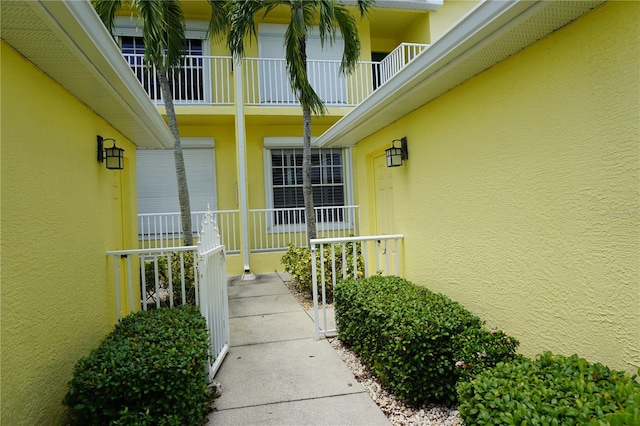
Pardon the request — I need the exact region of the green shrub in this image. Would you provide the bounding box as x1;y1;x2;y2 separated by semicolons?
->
281;242;363;302
63;306;212;425
334;275;518;406
144;251;196;307
457;352;640;425
452;327;519;383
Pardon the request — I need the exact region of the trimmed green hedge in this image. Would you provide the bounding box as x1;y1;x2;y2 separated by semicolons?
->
63;306;212;425
457;352;640;425
334;275;518;406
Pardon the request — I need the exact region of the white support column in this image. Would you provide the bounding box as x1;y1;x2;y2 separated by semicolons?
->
234;57;251;274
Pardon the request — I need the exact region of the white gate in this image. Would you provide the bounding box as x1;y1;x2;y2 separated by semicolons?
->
197;210;230;379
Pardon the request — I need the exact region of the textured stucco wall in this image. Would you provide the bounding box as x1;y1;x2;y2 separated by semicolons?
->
354;1;639;373
1;42;138;424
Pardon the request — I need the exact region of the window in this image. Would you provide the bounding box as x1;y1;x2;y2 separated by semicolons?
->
136;139;217;235
270;148;346;225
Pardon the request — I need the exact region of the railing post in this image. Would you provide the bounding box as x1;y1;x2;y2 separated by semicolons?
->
311;244;320;340
113;255;121;320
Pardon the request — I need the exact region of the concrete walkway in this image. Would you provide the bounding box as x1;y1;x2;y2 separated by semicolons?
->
206;272;389;426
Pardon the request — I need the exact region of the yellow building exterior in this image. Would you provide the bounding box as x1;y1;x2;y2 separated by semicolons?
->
1;2;173;423
319;0;639;374
2;0;638;423
127;1;441;275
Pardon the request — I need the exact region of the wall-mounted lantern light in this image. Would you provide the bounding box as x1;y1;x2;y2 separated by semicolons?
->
386;137;408;167
97;135;125;170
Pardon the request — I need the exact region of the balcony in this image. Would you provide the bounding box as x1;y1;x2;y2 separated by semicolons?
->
123;43;428;108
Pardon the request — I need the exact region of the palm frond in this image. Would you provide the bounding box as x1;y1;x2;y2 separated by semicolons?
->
332;4;360;74
207;0;231;43
227;0;266;57
134;0;167;68
285;6;325;115
92;0;122;33
317;0;337;48
160;0;186;70
355;0;374;18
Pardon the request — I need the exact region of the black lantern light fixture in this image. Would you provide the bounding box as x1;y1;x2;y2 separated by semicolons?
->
386;137;408;167
97;135;125;170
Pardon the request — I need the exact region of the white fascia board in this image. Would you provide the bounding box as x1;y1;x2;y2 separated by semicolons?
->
263;137;320;148
315;0;546;148
35;0;173;149
340;0;443;11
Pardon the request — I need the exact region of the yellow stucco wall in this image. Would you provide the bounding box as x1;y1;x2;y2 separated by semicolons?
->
353;1;639;373
429;0;480;42
1;42;138;424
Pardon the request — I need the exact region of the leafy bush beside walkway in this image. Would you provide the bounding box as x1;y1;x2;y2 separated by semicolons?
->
458;352;640;424
334;275;518;406
63;306;213;425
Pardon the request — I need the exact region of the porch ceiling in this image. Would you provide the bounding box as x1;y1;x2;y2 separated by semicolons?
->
0;0;172;149
317;0;607;148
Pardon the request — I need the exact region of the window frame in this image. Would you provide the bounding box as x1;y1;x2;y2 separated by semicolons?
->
263;137;355;234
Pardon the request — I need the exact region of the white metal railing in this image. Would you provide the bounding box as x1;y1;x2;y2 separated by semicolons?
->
107;210;229;378
310;234;404;339
107;246;199;320
378;43;428;86
249;205;360;251
123;53;234;105
138;210;239;252
122;44;427;107
244;58;379;107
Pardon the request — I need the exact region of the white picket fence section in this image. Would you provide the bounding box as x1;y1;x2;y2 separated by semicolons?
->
107;210;229;379
310;234;404;339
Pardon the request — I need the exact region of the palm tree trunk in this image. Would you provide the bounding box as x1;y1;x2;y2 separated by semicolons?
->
157;69;193;246
300;34;317;244
302;105;316;243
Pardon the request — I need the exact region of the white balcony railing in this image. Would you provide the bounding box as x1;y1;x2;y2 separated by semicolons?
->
123;43;427;107
138;205;359;253
249;205;360;252
243;58;378;107
378;43;428;86
123;54;234;105
138;210;239;252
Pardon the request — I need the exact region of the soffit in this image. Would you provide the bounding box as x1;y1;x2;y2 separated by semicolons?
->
318;0;607;148
0;0;172;149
